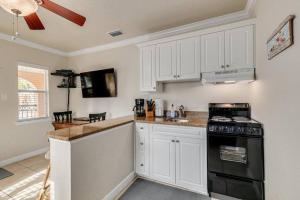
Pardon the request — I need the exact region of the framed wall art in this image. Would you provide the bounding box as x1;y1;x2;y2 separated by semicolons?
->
267;15;295;60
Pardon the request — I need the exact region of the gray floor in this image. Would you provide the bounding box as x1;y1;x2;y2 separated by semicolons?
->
119;178;210;200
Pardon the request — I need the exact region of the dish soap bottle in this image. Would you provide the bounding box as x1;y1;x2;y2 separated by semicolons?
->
170;104;176;118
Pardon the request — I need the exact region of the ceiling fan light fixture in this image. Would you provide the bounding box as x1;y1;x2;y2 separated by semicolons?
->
0;0;38;16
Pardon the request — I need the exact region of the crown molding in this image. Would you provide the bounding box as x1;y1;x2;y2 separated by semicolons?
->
0;0;255;57
0;32;68;56
67;0;255;57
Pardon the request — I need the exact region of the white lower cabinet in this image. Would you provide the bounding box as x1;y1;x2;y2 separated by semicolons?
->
135;123;207;195
175;137;207;193
150;134;176;184
135;123;150;176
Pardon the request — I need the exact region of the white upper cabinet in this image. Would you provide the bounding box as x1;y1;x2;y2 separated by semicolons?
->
177;37;201;80
201;31;225;72
201;25;254;73
225;25;254;70
140;45;157;92
138;20;255;88
156;41;177;81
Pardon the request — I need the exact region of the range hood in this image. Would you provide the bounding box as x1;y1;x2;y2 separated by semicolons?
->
201;68;255;84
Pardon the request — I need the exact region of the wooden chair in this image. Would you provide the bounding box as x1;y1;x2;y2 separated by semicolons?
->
89;112;106;123
37;151;50;200
53;111;72;122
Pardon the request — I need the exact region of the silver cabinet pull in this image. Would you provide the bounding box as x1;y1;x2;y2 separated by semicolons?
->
176;140;180;143
221;65;225;69
140;127;144;130
173;75;177;78
177;75;180;78
140;164;144;167
171;140;175;142
226;64;230;68
153;87;156;89
140;142;144;145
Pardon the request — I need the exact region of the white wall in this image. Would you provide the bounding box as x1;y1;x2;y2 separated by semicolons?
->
68;46;252;117
250;0;300;199
0;40;67;163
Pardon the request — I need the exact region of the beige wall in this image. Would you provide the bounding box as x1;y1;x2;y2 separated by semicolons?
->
68;46;141;118
250;0;300;199
0;40;67;163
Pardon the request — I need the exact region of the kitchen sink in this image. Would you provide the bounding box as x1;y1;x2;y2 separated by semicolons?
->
166;118;189;123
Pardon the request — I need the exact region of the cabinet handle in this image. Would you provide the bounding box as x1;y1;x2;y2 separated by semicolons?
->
173;75;176;78
226;64;230;68
140;127;144;130
177;75;180;78
140;164;144;167
140;142;144;145
221;65;225;69
176;140;180;143
171;140;175;142
153;87;156;89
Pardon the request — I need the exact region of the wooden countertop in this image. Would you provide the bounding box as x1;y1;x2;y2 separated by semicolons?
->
48;116;134;141
135;111;208;128
48;112;208;141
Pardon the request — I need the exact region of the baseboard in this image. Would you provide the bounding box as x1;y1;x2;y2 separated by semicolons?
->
102;172;136;200
0;147;49;167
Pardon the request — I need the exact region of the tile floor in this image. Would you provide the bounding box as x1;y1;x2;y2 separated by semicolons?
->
119;178;210;200
0;154;49;200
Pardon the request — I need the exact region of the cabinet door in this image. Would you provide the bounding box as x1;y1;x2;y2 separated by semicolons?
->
175;137;207;193
140;46;156;92
225;25;254;70
135;123;150;176
156;41;177;81
150;134;176;184
201;31;225;73
177;37;201;80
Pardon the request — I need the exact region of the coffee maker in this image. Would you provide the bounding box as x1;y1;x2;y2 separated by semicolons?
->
133;99;145;117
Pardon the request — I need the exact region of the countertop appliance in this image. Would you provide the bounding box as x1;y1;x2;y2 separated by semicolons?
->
207;103;264;200
133;99;145;117
155;98;164;117
80;68;117;98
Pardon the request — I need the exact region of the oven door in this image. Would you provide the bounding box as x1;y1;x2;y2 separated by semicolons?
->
208;135;264;181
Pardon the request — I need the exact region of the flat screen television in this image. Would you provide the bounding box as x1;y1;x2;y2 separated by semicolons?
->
80;68;117;98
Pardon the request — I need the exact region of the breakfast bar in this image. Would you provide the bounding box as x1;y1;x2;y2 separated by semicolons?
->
48;116;134;200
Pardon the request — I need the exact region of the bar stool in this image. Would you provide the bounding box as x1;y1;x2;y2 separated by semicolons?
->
89;112;106;123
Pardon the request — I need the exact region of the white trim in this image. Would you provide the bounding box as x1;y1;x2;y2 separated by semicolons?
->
15;117;51;125
0;147;49;167
0;0;255;57
0;32;67;56
136;18;256;48
102;172;136;200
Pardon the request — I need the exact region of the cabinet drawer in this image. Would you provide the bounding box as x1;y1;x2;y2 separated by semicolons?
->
153;124;206;138
135;123;149;132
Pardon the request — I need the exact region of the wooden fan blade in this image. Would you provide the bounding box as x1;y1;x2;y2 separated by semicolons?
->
41;0;86;26
24;13;45;30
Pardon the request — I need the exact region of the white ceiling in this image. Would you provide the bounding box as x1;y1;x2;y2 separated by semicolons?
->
0;0;247;52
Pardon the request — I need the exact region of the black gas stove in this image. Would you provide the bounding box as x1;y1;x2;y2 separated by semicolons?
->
207;103;265;200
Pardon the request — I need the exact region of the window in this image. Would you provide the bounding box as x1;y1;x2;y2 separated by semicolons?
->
18;65;49;121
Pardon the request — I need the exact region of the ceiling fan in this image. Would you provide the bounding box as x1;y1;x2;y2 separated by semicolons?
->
0;0;86;30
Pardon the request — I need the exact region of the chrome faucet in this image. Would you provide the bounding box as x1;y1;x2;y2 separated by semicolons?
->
178;105;186;118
